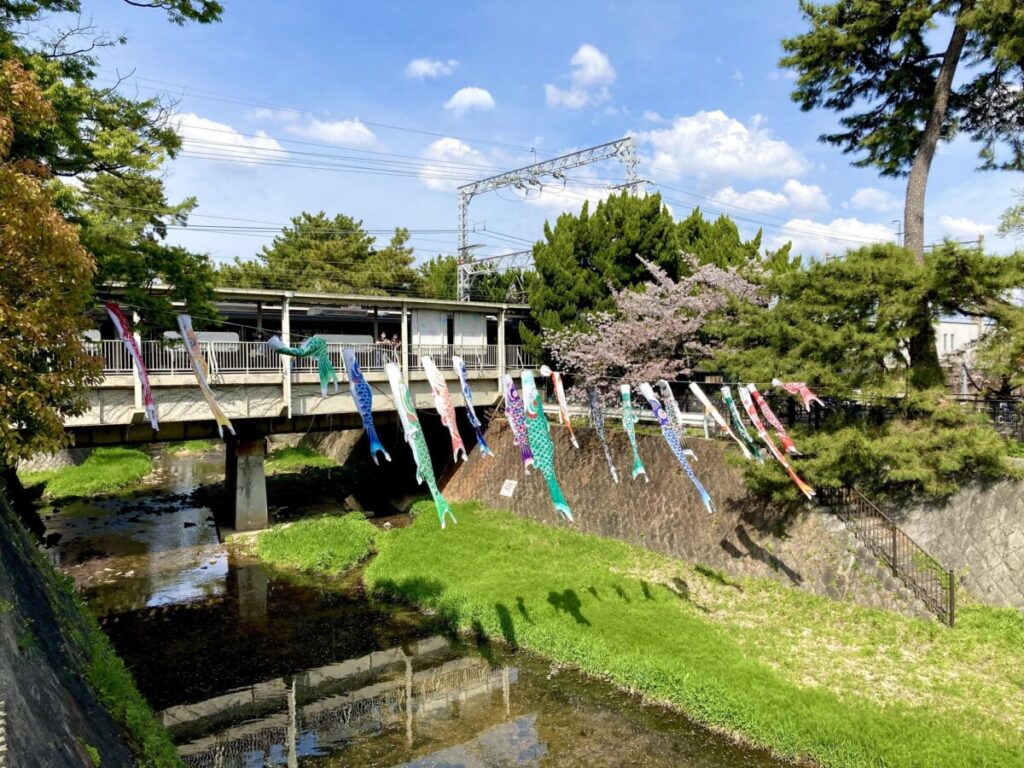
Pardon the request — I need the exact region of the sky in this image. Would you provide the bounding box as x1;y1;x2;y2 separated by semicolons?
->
78;0;1023;273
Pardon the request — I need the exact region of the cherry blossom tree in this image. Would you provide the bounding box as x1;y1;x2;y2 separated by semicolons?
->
545;255;762;390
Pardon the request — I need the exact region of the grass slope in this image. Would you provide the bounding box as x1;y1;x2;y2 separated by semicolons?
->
166;440;213;455
265;446;336;474
364;502;1024;768
19;448;153;498
256;513;377;574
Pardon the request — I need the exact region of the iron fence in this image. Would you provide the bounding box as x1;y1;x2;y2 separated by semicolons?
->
818;487;955;626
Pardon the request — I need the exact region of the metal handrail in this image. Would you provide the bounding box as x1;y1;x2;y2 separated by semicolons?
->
818;487;955;626
95;340;533;375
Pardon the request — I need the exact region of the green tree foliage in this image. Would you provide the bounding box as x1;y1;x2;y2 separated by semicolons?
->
781;0;1024;388
998;190;1024;240
3;1;221;330
417;254;528;302
677;208;761;268
781;0;1024;252
718;242;1023;499
216;212;420;295
523;193;763;354
0;60;100;464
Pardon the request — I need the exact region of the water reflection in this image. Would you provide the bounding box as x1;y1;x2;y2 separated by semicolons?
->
41;450;785;768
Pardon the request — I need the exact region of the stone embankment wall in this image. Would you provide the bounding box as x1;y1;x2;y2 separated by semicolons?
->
444;421;929;616
899;479;1024;610
0;482;134;767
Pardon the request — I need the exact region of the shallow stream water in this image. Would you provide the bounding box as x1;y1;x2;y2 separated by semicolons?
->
41;449;785;767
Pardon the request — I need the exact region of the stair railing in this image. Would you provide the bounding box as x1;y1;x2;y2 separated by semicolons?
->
818;487;955;626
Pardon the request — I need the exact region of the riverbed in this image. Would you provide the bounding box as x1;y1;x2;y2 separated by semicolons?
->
40;448;785;767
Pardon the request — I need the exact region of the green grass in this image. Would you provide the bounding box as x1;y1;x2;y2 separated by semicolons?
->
256;513;377;574
1006;442;1024;459
19;448;153;498
265;446;336;474
166;440;213;455
362;502;1024;768
67;574;182;767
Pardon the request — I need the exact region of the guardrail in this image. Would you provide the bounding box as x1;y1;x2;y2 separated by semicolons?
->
818;487;955;626
90;340;536;377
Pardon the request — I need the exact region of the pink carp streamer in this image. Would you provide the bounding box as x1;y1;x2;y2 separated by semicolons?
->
176;315;235;438
747;383;799;455
772;378;825;412
539;365;579;448
738;385;814;499
422;356;468;462
104;303;158;430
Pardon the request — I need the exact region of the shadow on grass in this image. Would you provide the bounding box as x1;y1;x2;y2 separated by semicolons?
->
693;564;744;592
547;589;590;626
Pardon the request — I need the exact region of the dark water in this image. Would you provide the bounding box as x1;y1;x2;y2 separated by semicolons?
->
41;450;784;767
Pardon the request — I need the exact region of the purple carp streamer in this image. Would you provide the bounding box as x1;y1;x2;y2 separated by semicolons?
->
502;374;535;473
452;355;493;457
522;370;572;522
738;385;814;500
267;335;339;397
773;378;825;412
540;365;579;449
587;386;619;483
747;383;799;456
385;363;455;528
104;302;158;430
422;356;468;463
720;386;763;462
342;348;390;465
176;315;235;438
688;382;753;460
638;383;714;514
620;385;649;482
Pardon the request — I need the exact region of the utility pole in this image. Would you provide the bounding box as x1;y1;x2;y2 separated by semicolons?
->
456;137;640;301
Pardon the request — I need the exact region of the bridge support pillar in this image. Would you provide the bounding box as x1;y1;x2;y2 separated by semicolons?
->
226;437;268;532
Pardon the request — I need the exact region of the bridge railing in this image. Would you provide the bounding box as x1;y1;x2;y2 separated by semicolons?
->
93;340;536;377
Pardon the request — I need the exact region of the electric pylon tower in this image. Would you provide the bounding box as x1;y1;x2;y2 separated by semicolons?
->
456;136;640;302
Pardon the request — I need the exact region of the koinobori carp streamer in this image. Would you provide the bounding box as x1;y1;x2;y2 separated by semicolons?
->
105;302;158;430
385;363;455;528
342;348;390;465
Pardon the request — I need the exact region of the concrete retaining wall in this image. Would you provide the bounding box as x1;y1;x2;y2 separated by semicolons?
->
899;479;1024;610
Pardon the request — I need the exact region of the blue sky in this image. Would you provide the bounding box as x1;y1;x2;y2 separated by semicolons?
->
86;0;1021;270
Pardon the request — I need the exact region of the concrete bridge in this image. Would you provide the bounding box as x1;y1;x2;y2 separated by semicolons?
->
68;289;535;531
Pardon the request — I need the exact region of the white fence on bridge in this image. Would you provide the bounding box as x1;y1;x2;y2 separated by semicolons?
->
87;340;536;377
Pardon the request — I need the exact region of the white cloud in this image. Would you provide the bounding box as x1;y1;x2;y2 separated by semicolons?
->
782;179;829;212
848;186;901;213
714;186;788;213
444;86;496;116
175;112;284;164
732;70;744;83
524;183;614;214
642;110;665;123
285;118;378;147
419;137;487;191
640;110;809;180
938;214;994;239
247;107;300;122
770;216;896;257
545;43;616;109
712;179;828;214
405;57;458;79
